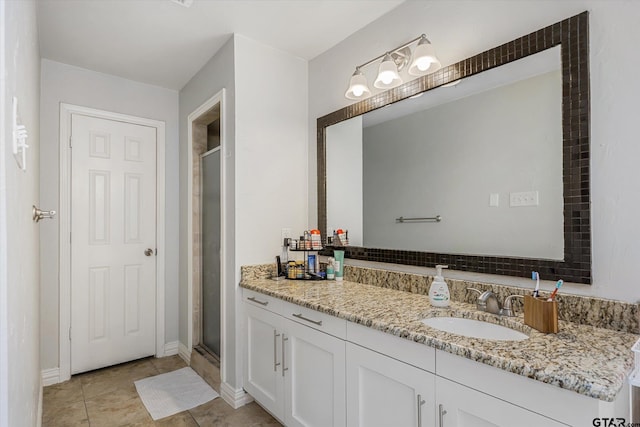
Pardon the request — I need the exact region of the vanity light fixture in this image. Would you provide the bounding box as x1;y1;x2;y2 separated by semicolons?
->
374;53;403;89
408;35;441;76
345;34;441;100
345;69;372;99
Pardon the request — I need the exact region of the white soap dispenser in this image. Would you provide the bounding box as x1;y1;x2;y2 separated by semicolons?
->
429;265;450;307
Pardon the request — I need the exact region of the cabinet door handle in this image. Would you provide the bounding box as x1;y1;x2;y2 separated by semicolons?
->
273;331;281;372
292;313;322;326
438;404;447;427
417;394;426;427
247;296;268;306
282;334;289;377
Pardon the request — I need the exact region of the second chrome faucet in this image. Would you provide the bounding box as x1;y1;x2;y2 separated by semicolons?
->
467;288;524;317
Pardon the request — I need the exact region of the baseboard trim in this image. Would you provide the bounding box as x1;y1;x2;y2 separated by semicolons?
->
164;341;179;356
41;368;60;386
220;382;253;409
178;342;191;364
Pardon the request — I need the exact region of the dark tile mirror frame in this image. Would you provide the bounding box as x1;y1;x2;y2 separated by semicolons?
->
317;12;591;284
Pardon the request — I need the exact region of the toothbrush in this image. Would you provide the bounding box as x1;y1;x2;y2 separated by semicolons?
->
532;271;540;297
547;280;563;301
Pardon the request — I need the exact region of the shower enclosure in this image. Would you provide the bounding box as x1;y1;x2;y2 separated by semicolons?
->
200;147;221;357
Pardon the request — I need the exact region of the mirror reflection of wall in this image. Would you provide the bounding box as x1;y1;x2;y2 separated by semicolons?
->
326;116;364;246
326;46;563;260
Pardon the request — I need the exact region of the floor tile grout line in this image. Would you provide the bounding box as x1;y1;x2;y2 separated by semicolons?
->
188;410;201;427
80;376;91;427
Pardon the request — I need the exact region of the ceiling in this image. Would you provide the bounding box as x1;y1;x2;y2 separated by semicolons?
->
37;0;404;90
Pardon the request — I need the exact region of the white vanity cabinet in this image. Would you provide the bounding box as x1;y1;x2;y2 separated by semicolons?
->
244;301;285;420
243;289;346;427
283;317;346;427
243;287;629;427
346;342;435;427
435;348;628;427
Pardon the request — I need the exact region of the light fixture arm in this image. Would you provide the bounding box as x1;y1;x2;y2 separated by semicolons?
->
354;34;429;70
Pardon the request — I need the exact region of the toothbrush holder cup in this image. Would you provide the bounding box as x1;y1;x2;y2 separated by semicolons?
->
523;295;559;333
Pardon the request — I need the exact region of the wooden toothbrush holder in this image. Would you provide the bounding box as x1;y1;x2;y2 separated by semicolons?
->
524;295;559;333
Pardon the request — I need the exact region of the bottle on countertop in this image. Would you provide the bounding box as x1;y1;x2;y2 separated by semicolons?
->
287;261;296;279
295;261;304;279
326;257;335;280
308;254;316;273
429;265;450;307
333;250;345;281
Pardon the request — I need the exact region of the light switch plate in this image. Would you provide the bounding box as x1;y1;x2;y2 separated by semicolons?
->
489;193;499;207
509;191;539;207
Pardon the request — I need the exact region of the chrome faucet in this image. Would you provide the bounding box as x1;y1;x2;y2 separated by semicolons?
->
500;294;525;317
467;288;499;314
466;288;485;311
467;288;523;317
478;291;501;315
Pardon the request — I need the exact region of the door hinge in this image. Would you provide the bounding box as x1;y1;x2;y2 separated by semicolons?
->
68;327;71;341
69;135;72;148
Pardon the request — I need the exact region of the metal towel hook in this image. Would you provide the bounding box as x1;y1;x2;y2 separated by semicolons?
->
33;205;56;223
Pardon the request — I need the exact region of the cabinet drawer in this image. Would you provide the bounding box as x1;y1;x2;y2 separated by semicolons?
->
281;300;346;339
243;289;282;313
347;322;436;373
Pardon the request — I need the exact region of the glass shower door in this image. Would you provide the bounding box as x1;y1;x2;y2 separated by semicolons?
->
201;149;221;357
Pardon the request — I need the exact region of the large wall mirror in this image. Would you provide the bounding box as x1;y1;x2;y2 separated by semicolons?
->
317;12;591;284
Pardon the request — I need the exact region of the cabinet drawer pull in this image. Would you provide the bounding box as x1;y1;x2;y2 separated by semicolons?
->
438;404;447;427
247;296;268;306
417;394;426;427
273;331;281;372
282;335;289;377
292;313;323;326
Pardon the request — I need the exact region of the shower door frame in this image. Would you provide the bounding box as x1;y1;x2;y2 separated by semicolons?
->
186;90;227;370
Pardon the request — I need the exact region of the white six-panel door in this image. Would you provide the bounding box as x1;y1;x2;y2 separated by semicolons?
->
70;113;157;374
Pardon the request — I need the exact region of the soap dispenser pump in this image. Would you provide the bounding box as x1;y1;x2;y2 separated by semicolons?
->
429;265;450;307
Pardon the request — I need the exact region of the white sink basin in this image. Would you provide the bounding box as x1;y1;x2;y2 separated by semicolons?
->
422;317;529;341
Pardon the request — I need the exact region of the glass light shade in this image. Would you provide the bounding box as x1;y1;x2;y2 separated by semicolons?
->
408;39;441;76
345;70;371;100
374;53;403;89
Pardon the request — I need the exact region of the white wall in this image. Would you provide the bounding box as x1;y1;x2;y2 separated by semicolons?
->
234;34;308;387
361;72;563;259
309;1;640;302
178;34;307;392
0;1;41;425
326;116;363;246
39;59;179;371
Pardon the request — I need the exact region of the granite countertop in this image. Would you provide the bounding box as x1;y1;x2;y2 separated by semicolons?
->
240;276;637;402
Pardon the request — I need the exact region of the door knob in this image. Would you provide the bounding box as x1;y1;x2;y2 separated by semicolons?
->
33;205;56;223
144;248;154;256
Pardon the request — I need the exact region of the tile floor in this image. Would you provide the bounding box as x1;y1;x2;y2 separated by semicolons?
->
42;355;281;427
